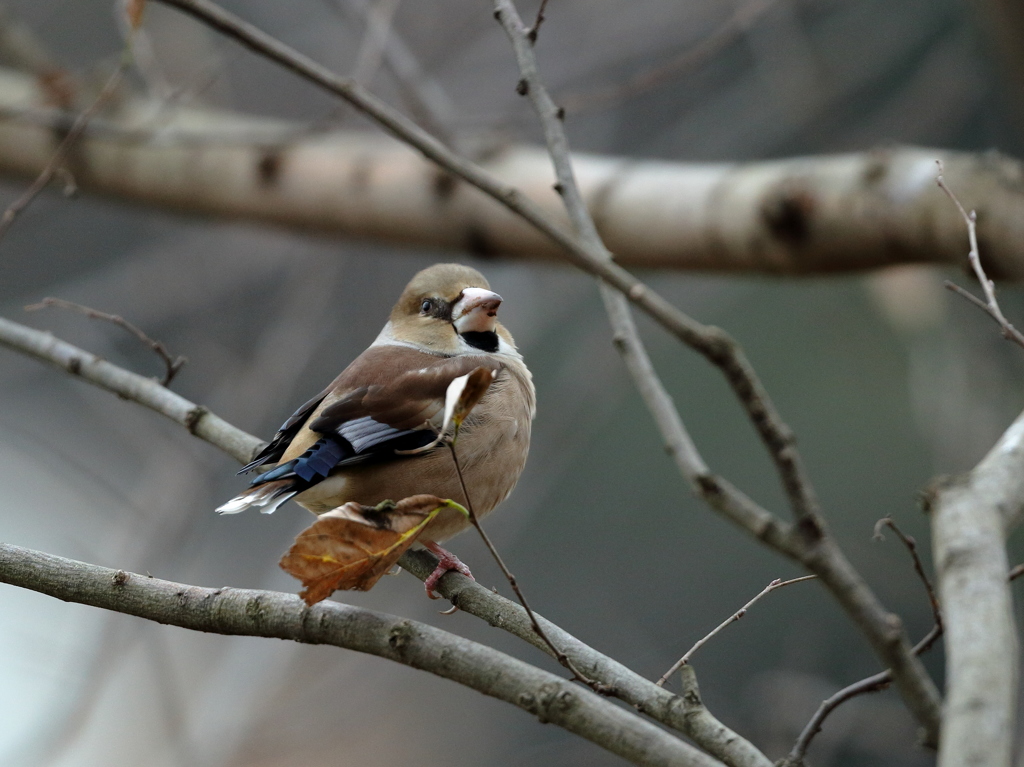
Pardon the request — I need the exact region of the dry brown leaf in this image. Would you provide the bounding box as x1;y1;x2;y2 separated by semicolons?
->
279;494;449;604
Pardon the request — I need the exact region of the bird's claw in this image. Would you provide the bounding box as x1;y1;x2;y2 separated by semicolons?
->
422;541;475;598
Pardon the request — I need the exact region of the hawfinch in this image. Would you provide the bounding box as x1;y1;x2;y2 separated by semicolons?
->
217;263;535;594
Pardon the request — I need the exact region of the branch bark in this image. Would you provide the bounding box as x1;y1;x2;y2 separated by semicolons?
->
929;408;1024;767
0;543;723;767
401;550;772;767
0;314;756;764
0;315;259;464
5;0;946;736
1;66;1024;275
488;0;940;742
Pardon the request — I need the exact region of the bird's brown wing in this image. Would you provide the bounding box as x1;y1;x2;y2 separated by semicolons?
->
248;348;501;490
309;352;503;451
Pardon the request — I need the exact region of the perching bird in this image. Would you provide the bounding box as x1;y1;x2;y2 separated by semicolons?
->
217;263;535;595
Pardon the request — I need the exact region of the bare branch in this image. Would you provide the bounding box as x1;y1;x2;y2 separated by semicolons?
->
656;576;816;687
0;543;724;767
929;405;1024;766
447;442;609;693
873;517;941;628
0;314;756;762
782;624;943;767
785;517;956;765
0;67;1023;275
401;549;772;767
937;163;1024;350
490;0;940;744
25;297;187;385
677;665;771;767
525;0;550;44
351;0;403;87
322;0;455;139
0;316;259;463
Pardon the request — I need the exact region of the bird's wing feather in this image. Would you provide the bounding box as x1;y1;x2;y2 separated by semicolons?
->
309;353;503;444
237;388;331;474
249;350;501;491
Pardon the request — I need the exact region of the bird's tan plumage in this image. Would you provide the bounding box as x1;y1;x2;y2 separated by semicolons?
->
217;263;535;545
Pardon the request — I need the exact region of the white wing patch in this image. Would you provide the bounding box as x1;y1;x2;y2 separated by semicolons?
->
338;416;409;453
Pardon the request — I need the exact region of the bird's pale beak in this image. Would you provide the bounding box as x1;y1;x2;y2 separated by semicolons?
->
452;287;502;334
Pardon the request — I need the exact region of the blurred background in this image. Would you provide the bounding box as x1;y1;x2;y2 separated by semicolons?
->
2;0;1024;765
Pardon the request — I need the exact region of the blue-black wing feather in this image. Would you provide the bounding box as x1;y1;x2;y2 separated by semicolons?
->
237;390;330;475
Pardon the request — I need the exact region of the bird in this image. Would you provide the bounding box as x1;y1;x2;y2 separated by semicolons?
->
216;263;536;596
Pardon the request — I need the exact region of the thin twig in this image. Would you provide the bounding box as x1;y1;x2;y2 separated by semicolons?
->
873;517;941;628
0;316;256;463
784;622;943;766
787;519;950;765
447;441;612;694
655;576;816;687
560;0;778;114
937;161;1024;350
526;0;550;44
25;298;187;385
1009;563;1024;581
0;53;129;247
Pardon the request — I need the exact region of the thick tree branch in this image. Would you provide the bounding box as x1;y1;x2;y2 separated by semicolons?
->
929;407;1024;767
0;67;1023;276
0;543;723;767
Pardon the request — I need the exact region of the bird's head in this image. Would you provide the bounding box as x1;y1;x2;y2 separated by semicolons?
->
389;263;514;355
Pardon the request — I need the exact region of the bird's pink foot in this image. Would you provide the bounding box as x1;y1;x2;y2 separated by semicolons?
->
422;541;475;599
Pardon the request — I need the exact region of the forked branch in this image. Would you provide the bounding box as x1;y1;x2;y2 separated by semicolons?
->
937;163;1024;350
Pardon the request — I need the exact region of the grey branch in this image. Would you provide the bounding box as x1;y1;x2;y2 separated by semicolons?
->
784;622;944;765
0;315;259;464
656;576;816;687
0;313;746;763
24;297;187;385
401;549;772;767
929;407;1024;767
0;543;722;767
937;168;1024;348
0;68;1023;276
490;0;940;743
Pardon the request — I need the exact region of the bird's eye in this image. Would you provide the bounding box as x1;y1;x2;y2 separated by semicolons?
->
420;299;433;314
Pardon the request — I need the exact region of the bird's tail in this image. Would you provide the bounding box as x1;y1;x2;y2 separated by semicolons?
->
216;479;297;515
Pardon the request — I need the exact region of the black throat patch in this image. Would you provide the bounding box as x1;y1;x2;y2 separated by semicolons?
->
460;330;499;352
